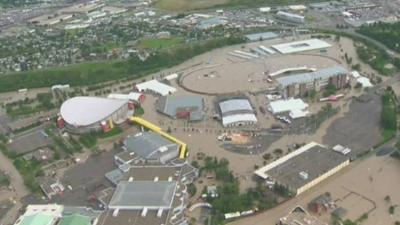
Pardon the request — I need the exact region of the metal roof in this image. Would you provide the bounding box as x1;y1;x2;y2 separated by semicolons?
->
124;132;179;160
255;142;349;191
157;96;203;120
60;97;128;126
108;181;177;210
219;99;254;115
276;66;347;87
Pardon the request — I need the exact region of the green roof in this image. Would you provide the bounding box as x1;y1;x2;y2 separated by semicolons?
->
58;214;91;225
20;213;54;225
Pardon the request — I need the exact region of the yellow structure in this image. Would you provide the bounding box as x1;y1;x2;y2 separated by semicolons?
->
129;117;187;159
108;118;114;129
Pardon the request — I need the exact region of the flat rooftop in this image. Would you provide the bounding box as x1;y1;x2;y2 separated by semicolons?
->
255;142;349;190
271;39;331;54
108;181;177;210
105;165;181;186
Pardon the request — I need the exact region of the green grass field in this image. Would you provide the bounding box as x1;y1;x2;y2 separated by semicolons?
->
139;37;184;49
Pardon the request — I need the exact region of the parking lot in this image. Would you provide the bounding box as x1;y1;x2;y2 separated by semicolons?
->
323;93;382;156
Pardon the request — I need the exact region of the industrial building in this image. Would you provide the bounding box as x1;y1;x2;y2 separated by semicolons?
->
276;11;305;24
271;39;331;54
277;66;348;98
59;97;133;133
218;98;257;127
122;132;180;164
155;95;204;121
254;142;350;195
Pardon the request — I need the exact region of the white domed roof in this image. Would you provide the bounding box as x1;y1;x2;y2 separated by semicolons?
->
60;96;128;126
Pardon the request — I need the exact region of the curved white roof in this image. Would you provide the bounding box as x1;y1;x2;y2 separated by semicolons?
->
60;97;128;126
222;114;257;126
219;99;253;114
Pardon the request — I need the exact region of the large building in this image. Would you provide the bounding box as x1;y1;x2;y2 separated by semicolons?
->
276;11;305;24
156;95;204;121
271;39;331;54
277;66;348;98
254;142;350;196
101;163;199;225
108;181;177;210
13;204;101;225
121;132;180;164
59;97;132;133
218;98;257;127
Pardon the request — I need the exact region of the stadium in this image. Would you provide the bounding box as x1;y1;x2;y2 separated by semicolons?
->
59;96;133;133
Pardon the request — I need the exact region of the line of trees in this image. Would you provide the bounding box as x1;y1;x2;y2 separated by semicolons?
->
381;86;397;132
0;36;245;93
358;22;400;53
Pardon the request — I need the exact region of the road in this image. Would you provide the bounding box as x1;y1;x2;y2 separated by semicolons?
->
0;151;29;225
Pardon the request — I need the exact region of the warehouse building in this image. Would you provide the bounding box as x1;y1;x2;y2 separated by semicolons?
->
59;97;132;133
277;66;348;98
156;95;204;121
122;132;180;164
276;11;305;24
218;98;257;127
254;142;350;196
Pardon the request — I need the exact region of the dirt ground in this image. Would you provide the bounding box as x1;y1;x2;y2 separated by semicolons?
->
181;54;338;94
229;155;400;225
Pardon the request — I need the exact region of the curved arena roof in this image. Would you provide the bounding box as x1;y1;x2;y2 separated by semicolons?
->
219;99;253;115
60;97;128;127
